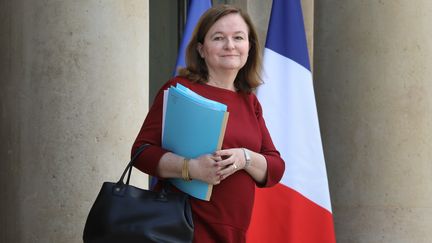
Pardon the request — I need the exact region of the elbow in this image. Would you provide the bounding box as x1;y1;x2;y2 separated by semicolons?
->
261;156;285;187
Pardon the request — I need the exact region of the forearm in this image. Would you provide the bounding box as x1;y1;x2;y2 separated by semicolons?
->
156;152;184;179
243;149;268;184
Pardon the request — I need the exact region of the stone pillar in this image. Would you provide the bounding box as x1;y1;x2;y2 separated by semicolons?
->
315;1;432;242
0;0;149;242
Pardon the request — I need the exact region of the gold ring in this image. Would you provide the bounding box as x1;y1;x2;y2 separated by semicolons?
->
233;163;238;170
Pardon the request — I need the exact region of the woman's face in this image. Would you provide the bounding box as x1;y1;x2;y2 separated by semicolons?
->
197;13;250;74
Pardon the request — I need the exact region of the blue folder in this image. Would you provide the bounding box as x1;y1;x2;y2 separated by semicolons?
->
162;84;229;201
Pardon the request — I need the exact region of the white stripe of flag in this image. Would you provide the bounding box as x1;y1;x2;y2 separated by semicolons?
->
247;0;336;242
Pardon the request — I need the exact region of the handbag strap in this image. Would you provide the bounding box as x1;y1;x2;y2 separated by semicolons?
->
118;144;150;185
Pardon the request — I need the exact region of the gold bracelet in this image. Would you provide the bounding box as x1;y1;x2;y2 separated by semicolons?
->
182;158;192;181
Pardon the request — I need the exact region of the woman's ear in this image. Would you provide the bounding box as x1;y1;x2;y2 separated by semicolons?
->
196;43;204;58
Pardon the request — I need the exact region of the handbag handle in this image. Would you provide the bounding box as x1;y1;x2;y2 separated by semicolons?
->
115;144;171;199
118;144;150;185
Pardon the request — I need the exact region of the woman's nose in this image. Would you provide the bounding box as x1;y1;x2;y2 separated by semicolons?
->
224;38;235;49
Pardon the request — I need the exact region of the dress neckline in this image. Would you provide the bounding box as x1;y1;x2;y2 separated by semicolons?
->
201;82;239;95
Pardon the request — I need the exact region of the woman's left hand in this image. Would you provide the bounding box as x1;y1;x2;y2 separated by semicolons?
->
213;148;245;181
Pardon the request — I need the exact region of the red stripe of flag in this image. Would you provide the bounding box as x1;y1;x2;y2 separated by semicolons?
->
247;184;336;242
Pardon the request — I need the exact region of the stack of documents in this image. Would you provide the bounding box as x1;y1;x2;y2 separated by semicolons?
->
162;83;229;201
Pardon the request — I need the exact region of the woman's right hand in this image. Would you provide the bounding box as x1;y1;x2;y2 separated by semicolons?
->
189;154;222;185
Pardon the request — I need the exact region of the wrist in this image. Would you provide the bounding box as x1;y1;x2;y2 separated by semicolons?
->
182;158;192;181
242;148;251;169
187;159;197;180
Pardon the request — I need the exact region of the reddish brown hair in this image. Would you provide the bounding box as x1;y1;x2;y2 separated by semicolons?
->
178;4;262;93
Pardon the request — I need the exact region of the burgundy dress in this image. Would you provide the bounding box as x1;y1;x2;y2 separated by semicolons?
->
132;77;285;243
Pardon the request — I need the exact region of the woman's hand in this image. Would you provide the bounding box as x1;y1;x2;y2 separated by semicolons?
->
189;154;223;185
213;148;268;184
213;148;245;181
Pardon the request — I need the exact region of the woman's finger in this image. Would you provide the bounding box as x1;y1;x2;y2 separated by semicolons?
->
218;162;238;180
217;156;235;168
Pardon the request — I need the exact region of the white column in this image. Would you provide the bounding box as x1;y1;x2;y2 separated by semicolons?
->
0;0;149;242
315;1;432;242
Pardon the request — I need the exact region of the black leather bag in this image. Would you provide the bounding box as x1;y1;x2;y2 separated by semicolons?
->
83;145;194;243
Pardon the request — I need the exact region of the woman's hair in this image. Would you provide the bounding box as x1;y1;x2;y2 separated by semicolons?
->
178;4;262;93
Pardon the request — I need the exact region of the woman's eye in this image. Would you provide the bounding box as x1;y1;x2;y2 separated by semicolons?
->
234;36;244;40
213;36;223;41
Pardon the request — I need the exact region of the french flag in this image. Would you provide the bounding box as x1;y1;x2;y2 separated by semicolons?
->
247;0;336;242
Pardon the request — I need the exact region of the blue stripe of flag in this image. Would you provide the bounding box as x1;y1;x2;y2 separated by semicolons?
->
174;0;212;75
265;0;310;71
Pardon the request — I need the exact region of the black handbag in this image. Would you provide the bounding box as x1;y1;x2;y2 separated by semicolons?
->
83;144;194;243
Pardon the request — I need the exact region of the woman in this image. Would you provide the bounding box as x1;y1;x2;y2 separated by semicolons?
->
132;4;285;242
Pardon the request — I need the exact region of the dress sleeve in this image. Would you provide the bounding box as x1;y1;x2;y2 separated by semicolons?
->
131;81;174;177
253;95;285;187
